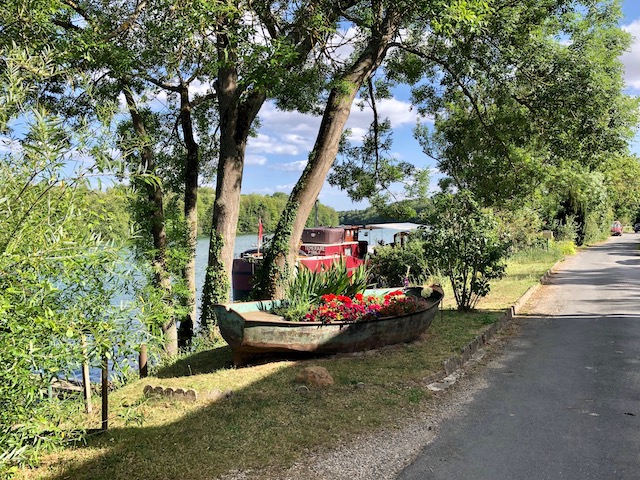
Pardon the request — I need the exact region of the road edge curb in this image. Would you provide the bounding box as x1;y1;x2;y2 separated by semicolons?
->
425;258;565;391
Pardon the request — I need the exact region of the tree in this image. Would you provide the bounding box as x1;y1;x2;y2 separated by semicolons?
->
255;0;492;299
329;81;430;219
420;191;511;311
0;46;138;469
1;0;228;352
408;0;638;239
368;238;431;287
200;0;359;322
599;154;640;224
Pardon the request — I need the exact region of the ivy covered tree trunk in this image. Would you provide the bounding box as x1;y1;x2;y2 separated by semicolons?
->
178;83;199;347
123;86;178;356
200;27;265;326
257;9;402;299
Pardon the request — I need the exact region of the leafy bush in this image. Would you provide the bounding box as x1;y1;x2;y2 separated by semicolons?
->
420;191;511;311
368;238;431;287
554;215;579;243
553;240;577;256
0;49;139;471
495;206;546;251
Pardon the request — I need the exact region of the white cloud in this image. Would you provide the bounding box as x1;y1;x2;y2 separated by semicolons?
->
259;103;322;135
253;97;425;158
326;27;359;64
346;127;367;141
189;79;214;97
282;133;311;146
347;97;419;131
245;154;267;166
622;20;640;90
270;160;307;172
247;132;303;155
250;183;296;195
0;136;22;154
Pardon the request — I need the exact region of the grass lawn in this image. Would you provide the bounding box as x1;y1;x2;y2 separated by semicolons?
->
17;248;564;480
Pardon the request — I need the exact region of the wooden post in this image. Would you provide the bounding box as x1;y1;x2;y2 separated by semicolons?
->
542;230;553;251
81;336;92;414
101;354;108;431
139;344;148;378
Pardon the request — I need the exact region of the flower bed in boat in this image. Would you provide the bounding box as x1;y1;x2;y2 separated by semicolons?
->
302;290;430;324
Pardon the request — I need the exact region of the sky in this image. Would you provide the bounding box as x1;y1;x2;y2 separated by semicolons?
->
237;0;640;212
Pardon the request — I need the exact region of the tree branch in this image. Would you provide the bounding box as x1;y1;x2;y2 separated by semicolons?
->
144;75;180;92
105;0;148;40
392;42;518;171
62;0;91;24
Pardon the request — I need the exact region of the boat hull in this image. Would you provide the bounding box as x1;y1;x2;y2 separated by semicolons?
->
214;286;443;365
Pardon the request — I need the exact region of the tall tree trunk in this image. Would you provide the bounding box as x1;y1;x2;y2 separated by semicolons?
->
178;82;199;347
258;10;402;299
199;2;352;317
200;30;265;327
123;86;178;357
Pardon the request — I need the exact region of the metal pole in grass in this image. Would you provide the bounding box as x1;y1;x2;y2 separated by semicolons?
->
139;344;148;378
101;354;108;431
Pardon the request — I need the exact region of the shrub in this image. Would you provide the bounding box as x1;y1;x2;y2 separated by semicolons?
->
0;49;138;471
368;238;431;287
553;240;577;256
420;191;511;311
495;206;545;251
554;215;579;243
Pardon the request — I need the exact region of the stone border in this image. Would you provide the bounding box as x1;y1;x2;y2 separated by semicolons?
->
143;385;233;402
425;258;565;392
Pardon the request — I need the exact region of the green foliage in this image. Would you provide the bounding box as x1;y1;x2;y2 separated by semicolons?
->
252;200;300;300
339;198;431;225
237;193;338;236
329;109;429;211
420;191;511;311
124;179;190;340
553;215;580;243
85;187;133;241
368;238;431;287
552;240;577;256
200;232;230;329
0;48;140;469
541;169;613;245
271;259;370;322
197;187;216;237
599;154;640;224
406;0;637;244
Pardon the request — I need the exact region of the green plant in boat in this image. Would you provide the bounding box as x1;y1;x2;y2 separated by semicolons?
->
271;258;370;321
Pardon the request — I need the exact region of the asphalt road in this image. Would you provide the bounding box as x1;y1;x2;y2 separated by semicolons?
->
398;234;640;480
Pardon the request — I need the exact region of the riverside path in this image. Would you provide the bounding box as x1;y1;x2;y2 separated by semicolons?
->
398;234;640;480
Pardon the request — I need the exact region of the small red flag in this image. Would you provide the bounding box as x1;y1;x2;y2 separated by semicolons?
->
257;217;263;253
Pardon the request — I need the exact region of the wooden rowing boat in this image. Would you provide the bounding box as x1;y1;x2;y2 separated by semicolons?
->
213;286;443;366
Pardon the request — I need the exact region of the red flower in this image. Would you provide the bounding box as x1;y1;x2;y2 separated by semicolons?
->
301;291;428;323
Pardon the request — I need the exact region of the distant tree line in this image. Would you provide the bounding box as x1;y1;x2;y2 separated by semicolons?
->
339;200;431;225
93;188;339;240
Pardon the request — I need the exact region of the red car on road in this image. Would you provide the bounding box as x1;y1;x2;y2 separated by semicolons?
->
611;221;623;236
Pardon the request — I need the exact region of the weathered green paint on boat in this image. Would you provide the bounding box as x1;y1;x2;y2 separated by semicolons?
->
213;286;443;365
